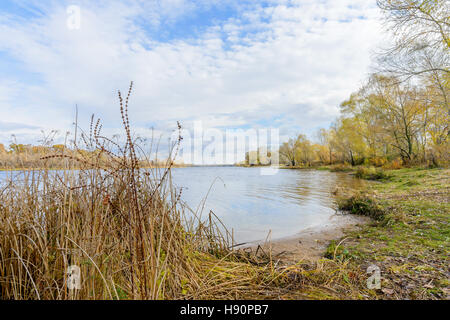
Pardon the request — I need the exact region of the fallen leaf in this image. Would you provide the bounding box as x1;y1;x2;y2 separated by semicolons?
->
382;288;395;295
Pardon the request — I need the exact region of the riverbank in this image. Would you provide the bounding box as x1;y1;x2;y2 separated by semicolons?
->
266;167;449;299
335;167;449;299
264;214;370;263
0;164;189;171
1;164;447;300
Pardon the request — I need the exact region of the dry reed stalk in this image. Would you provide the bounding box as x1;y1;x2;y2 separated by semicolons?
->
0;83;287;300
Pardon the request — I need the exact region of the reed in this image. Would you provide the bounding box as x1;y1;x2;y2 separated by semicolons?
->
0;83;282;300
1;83;386;301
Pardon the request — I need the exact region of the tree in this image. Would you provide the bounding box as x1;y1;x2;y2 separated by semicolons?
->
331;118;368;166
312;143;329;164
377;0;449;113
294;134;314;166
370;75;426;162
377;0;449;50
316;128;333;164
279;138;298;166
272;1;449;167
52;144;66;152
245;148;272;165
9;144;27;153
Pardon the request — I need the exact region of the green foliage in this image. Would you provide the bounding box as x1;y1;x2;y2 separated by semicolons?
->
274;0;449;169
355;167;391;180
336;168;450;299
325;240;356;261
338;195;385;220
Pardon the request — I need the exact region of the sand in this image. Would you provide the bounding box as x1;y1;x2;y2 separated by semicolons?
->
240;213;371;263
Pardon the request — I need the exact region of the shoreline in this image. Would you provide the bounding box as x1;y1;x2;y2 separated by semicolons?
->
0;165;189;172
2;164;366;264
239;213;371;263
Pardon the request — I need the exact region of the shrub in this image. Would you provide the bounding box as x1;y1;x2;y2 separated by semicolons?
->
369;157;388;167
383;158;403;170
338;194;385;220
355;166;391;180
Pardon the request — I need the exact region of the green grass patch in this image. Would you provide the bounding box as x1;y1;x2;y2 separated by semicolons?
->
338;194;386;220
330;167;449;299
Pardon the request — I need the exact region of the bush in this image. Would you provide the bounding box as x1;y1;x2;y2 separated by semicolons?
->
382;158;403;170
369;157;388;167
338;194;385;220
355;166;391;180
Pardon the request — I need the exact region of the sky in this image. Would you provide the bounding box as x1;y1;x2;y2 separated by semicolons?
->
0;0;384;162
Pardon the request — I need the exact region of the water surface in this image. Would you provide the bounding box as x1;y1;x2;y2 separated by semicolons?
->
0;167;363;243
170;167;363;243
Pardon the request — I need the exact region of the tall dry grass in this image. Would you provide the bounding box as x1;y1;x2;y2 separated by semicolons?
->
0;83;282;300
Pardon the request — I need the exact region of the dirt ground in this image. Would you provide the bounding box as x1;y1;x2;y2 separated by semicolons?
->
241;213;371;264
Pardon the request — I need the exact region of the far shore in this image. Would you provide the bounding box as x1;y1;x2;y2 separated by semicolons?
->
0;164;189;172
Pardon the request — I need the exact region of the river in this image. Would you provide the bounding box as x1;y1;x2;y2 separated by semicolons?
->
0;167;363;243
170;167;363;243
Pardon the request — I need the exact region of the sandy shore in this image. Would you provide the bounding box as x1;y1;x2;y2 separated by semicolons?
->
240;213;371;263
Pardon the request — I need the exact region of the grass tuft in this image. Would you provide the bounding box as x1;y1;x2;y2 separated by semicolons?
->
355;167;391;181
338;194;385;220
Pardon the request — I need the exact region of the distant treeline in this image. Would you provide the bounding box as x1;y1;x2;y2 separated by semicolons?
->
247;0;449;168
0;143;184;169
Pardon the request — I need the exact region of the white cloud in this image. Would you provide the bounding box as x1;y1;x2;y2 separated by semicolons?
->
0;0;384;154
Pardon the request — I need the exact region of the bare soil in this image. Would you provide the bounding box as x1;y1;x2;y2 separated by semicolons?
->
242;213;370;264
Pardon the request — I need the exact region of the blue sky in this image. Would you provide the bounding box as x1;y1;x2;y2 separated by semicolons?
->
0;0;383;159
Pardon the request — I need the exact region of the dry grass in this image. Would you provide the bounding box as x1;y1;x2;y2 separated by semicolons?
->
0;83;284;300
3;84;444;300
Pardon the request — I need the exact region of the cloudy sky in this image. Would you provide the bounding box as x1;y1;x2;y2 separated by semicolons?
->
0;0;384;161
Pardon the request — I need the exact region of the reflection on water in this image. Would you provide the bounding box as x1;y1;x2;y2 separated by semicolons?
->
170;167;364;243
0;167;364;243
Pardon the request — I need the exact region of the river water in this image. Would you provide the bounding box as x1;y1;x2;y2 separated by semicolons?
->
0;167;363;243
170;167;363;243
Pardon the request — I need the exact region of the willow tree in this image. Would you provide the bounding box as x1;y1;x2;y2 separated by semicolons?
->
279;138;298;166
423;78;450;163
370;75;427;162
377;0;450;113
294;134;315;166
377;0;449;47
340;90;386;159
329;118;368;166
316;128;334;164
